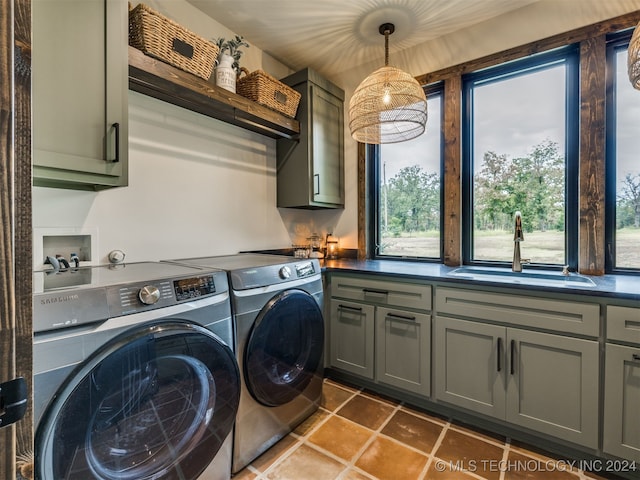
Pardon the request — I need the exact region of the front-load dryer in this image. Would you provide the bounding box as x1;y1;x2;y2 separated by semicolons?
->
165;254;324;474
33;262;241;480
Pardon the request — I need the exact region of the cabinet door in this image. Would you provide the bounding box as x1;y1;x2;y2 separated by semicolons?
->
33;0;128;190
603;343;640;462
330;300;375;379
506;328;598;449
434;316;506;418
376;308;430;396
310;85;344;206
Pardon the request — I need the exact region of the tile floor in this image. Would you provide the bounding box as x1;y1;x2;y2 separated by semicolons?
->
233;379;621;480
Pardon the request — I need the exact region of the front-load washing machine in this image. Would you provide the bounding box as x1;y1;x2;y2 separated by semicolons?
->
33;261;241;480
165;254;324;473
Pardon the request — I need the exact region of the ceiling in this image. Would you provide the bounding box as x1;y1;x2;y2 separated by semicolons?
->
187;0;540;78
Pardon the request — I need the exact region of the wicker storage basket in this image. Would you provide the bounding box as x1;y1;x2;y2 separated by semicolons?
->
237;68;301;118
129;3;219;80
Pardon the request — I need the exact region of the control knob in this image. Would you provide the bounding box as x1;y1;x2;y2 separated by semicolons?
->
139;285;161;305
279;266;292;279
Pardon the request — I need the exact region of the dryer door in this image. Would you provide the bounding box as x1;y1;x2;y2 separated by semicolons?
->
244;289;324;406
36;321;240;480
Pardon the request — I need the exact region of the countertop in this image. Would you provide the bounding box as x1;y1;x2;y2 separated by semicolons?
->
322;258;640;301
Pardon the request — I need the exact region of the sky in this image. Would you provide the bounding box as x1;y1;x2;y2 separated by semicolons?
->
616;49;640;182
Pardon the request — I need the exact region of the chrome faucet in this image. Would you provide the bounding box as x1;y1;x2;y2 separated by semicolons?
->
512;211;529;272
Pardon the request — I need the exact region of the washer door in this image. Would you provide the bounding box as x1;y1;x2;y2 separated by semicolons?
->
244;289;324;407
36;321;240;480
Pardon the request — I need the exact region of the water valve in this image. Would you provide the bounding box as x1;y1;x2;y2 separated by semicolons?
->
108;249;126;264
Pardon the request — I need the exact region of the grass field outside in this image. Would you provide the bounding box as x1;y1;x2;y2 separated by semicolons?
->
380;228;640;268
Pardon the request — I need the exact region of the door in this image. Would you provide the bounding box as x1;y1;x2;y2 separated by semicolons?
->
311;84;344;206
32;0;127;189
36;322;240;480
330;300;375;379
1;0;32;478
603;343;640;461
434;316;506;418
376;307;430;396
244;289;324;406
506;328;599;449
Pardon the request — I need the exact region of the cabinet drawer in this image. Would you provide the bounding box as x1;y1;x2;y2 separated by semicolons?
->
435;287;599;337
607;306;640;345
331;275;431;312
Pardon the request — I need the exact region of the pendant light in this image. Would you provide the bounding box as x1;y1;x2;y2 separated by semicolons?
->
629;21;640;90
349;23;428;144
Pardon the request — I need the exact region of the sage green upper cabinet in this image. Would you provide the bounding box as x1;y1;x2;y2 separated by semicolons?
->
33;0;128;190
277;69;344;208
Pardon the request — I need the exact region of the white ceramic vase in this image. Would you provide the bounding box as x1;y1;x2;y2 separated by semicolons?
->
215;53;236;93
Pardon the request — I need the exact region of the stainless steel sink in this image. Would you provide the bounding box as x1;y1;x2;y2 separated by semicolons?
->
448;266;596;288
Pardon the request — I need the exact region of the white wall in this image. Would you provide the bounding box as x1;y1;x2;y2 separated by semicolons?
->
33;0;640;266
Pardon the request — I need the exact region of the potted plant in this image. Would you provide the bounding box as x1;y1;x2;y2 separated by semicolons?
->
214;35;249;93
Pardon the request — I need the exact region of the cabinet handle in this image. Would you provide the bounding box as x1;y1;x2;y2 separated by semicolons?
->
510;340;516;375
385;312;416;322
338;304;362;312
314;174;320;195
632;354;640;362
497;337;502;372
110;122;120;163
362;288;389;296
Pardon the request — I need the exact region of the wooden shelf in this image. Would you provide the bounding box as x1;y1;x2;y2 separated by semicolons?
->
128;46;300;139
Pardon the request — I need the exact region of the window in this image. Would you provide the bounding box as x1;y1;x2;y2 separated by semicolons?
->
369;86;443;260
462;47;579;267
606;32;640;271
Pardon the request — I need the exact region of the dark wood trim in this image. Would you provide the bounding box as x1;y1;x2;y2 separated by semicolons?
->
129;46;300;139
357;142;367;259
578;36;607;275
14;0;33;472
1;0;17;477
417;11;640;86
443;76;462;266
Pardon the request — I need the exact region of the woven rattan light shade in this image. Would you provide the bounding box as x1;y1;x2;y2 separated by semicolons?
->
349;23;427;144
628;22;640;90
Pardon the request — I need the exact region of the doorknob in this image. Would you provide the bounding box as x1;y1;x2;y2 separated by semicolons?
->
0;377;28;428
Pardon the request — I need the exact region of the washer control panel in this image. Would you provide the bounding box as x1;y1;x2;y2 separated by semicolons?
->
174;275;216;301
107;274;218;316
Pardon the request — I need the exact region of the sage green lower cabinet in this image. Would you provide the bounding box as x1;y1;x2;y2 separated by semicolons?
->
603;344;640;462
435;316;599;449
505;328;598;448
328;274;432;396
603;305;640;462
375;307;430;396
330;300;375;379
434;317;505;417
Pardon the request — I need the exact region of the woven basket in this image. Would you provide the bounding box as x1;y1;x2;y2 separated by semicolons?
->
129;3;219;80
237;68;301;118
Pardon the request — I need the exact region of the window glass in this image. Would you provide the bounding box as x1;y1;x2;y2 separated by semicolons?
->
375;90;442;259
612;43;640;269
465;54;575;265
